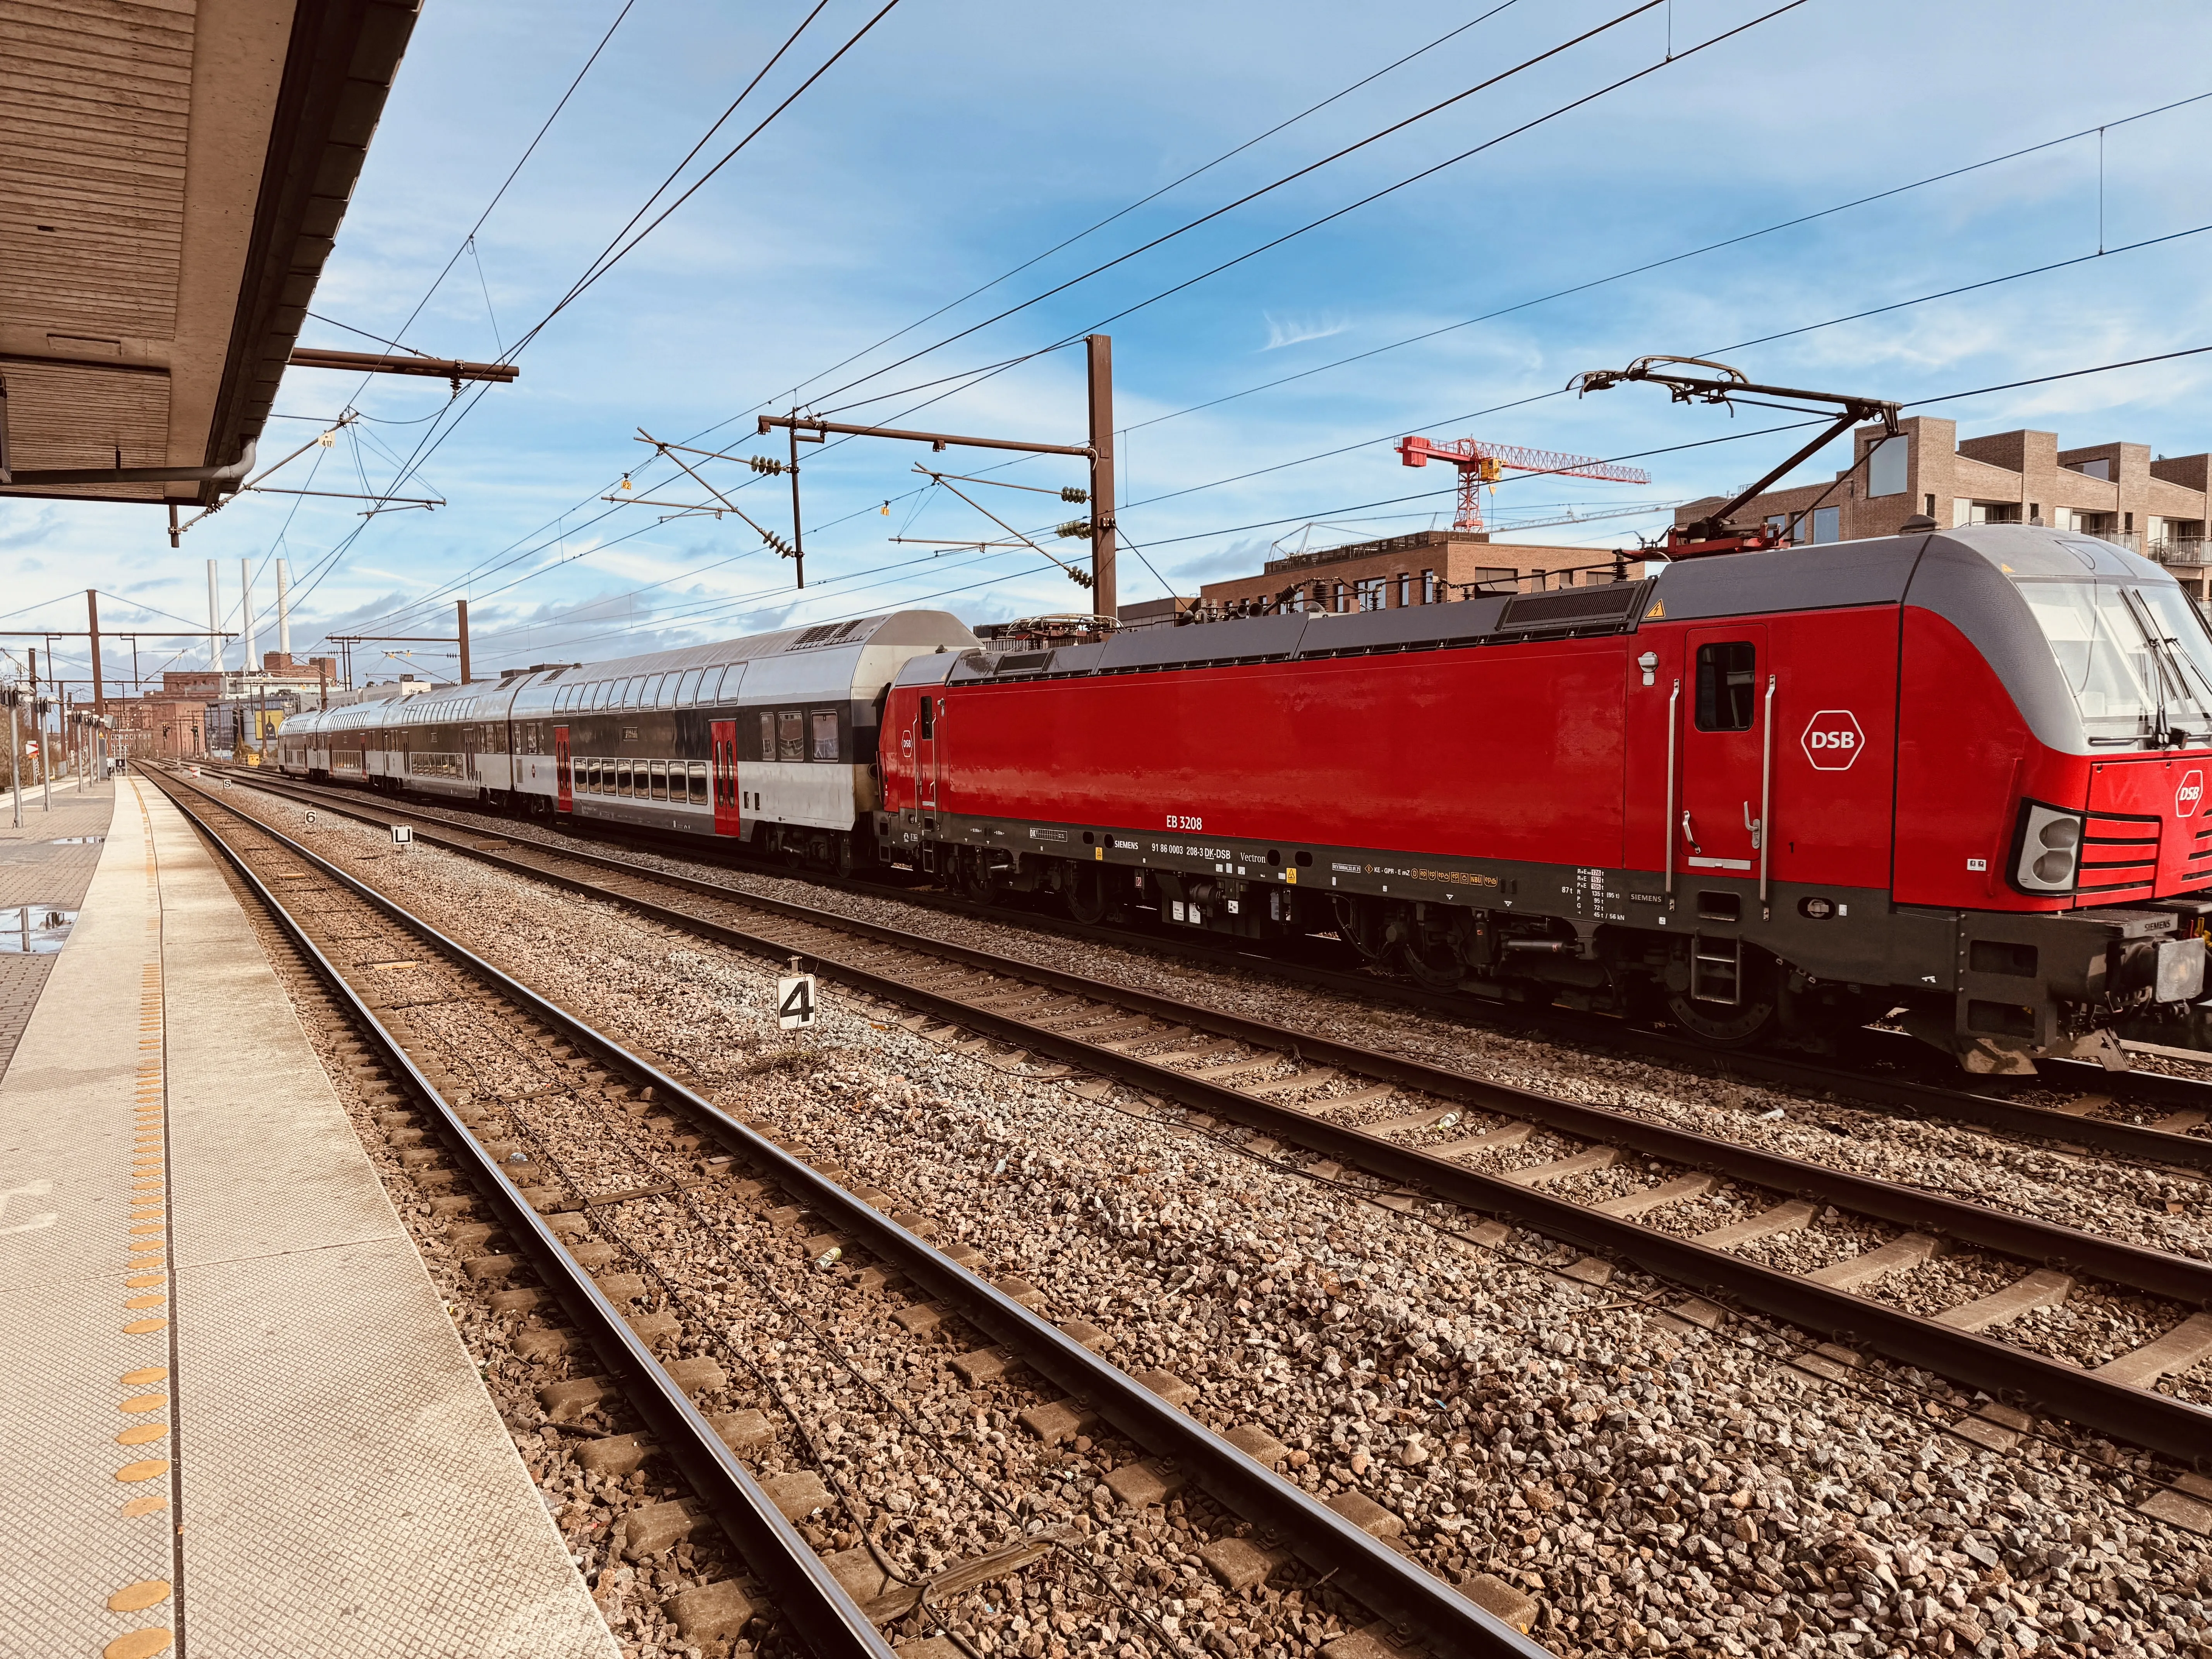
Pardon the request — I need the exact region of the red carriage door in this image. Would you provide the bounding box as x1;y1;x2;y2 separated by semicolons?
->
553;725;573;813
710;719;742;836
914;694;941;811
1677;625;1772;881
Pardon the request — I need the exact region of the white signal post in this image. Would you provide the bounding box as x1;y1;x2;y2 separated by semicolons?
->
777;954;817;1031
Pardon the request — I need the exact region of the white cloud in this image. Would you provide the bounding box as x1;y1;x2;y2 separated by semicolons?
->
1261;311;1352;350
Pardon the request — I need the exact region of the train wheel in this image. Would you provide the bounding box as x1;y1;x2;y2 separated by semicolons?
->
963;856;999;905
1666;946;1781;1048
834;835;856;879
1402;934;1465;991
1067;863;1109;925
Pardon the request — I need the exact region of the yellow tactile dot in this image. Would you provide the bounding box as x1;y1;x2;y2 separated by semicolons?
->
113;1458;168;1483
123;1293;165;1310
118;1494;168;1519
118;1393;166;1414
122;1366;168;1386
103;1629;173;1659
115;1422;168;1446
122;1318;166;1335
106;1580;171;1613
124;1273;164;1289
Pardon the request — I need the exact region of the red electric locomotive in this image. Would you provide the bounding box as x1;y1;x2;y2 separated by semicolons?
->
876;523;2212;1072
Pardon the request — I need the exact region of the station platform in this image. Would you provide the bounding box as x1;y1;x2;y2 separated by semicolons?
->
0;779;616;1659
0;776;117;1078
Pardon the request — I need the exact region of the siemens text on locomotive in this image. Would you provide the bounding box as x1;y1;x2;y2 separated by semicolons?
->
274;524;2212;1072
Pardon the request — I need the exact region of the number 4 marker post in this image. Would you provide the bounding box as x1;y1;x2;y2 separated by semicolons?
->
778;953;817;1031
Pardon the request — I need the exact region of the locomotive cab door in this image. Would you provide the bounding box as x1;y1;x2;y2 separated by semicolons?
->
553;724;573;813
914;693;941;814
710;719;742;836
1676;625;1772;881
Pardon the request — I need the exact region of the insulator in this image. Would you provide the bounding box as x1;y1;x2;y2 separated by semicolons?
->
1066;567;1093;589
1055;519;1091;541
1060;486;1089;503
761;528;795;558
747;455;788;475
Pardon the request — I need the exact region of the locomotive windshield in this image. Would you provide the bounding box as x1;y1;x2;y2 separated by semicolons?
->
2016;577;2212;743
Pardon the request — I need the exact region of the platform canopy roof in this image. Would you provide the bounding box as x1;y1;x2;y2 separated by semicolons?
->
0;0;418;508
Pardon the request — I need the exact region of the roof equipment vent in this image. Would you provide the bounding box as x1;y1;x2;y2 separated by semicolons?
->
1494;579;1654;636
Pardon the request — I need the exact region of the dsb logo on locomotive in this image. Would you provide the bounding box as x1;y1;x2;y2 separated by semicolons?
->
1800;709;1865;771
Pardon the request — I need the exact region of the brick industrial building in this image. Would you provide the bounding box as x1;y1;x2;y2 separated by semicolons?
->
1676;417;2212;592
1196;530;1652;615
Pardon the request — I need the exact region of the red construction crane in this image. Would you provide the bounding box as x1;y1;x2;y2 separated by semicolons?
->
1396;434;1650;534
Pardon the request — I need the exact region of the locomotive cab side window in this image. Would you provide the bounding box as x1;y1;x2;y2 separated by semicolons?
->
1694;642;1759;732
917;695;935;739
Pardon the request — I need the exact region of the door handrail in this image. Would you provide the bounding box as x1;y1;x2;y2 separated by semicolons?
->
1664;677;1681;899
1758;673;1776;915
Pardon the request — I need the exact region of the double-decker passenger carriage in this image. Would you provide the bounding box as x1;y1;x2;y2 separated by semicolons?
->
276;611;978;867
878;525;2212;1073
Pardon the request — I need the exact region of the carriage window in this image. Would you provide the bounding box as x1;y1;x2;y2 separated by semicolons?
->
811;709;839;761
757;709;773;760
617;759;633;796
709;665;735;703
777;709;805;761
677;668;706;704
688;761;709;803
592;682;611;709
917;695;935;739
649;759;668;800
1694;642;1759;732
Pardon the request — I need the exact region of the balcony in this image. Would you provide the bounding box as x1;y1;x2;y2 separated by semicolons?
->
2151;538;2209;568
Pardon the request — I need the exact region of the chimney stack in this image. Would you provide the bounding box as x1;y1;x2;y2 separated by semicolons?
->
239;558;257;673
207;561;225;671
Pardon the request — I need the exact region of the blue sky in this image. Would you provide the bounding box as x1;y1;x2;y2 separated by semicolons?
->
12;0;2212;692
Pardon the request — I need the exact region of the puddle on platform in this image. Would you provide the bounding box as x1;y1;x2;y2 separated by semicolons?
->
0;905;77;953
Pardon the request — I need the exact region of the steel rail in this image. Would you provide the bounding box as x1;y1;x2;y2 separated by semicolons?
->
153;769;1543;1658
197;769;2212;1305
179;768;2212;1465
151;775;901;1659
204;764;2212;1174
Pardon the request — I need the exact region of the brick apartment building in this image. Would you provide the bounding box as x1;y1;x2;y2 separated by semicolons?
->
1196;529;1652;615
1677;417;2212;595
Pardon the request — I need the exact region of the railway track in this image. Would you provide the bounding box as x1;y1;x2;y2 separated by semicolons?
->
170;766;2212;1474
153;770;1543;1656
199;762;2212;1175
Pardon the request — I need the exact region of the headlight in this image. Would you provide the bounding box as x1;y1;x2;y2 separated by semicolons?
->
2013;801;2084;894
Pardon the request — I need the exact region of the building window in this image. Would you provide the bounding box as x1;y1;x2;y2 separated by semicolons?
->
1866;435;1908;498
1420;568;1436;603
1765;514;1788;539
1695;642;1759;732
1354;577;1385;611
1332;582;1348;612
1923;494;1936;518
1811;506;1841;544
1395;572;1410;608
811;708;839;760
2071;457;2112;481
